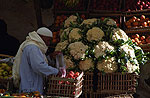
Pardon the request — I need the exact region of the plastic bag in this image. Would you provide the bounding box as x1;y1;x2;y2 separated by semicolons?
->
56;53;66;77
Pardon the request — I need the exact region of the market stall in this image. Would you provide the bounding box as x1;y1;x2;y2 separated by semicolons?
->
0;0;150;98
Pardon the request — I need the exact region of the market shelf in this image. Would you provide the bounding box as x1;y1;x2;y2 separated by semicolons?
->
125;9;150;14
125;27;150;34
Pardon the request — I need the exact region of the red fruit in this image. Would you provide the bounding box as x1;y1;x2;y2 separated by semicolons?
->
66;81;70;85
146;36;150;43
73;91;75;95
74;72;80;78
141;36;145;40
59;80;64;84
69;71;75;75
132;39;136;43
141;15;145;20
135;34;140;38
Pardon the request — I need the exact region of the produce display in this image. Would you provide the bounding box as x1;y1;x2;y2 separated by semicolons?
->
125;15;150;29
90;0;120;11
47;70;83;97
54;0;87;10
57;71;81;95
125;0;150;11
0;91;42;98
130;33;150;45
0;62;12;79
54;14;86;28
55;14;149;74
100;17;120;27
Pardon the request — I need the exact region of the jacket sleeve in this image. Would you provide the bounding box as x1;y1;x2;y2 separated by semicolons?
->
26;45;59;76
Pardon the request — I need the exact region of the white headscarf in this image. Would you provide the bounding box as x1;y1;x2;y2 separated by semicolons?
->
12;29;52;87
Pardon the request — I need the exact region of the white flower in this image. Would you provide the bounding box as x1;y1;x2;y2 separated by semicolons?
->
68;42;88;60
94;41;114;58
86;27;104;41
107;19;117;26
97;57;118;73
64;15;77;28
81;18;97;27
79;58;94;71
112;28;128;42
69;28;82;42
126;61;139;73
64;55;74;69
55;40;68;51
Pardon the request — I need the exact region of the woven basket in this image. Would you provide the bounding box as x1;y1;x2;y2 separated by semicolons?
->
0;54;14;59
46;72;83;98
83;72;93;92
96;72;138;94
0;78;13;90
84;92;133;98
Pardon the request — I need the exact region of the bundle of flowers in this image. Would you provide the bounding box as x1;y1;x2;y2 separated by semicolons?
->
55;14;149;74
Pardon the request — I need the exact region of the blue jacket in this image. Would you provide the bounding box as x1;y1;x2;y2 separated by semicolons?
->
19;44;58;94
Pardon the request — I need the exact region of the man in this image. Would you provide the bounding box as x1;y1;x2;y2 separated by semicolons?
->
0;19;20;56
13;27;60;94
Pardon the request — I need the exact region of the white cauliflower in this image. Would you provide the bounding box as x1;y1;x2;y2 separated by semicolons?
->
94;41;114;58
64;55;74;69
79;58;94;71
107;19;117;26
112;28;128;42
86;27;104;41
97;57;118;73
64;15;77;28
120;44;139;66
81;18;97;27
69;28;82;42
68;42;88;60
126;61;139;73
120;44;136;59
55;40;68;51
60;28;70;41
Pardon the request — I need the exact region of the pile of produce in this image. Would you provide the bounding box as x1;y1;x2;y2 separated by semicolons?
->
125;0;150;11
55;14;149;74
0;91;42;98
125;15;150;29
90;0;120;11
130;34;150;45
0;62;12;79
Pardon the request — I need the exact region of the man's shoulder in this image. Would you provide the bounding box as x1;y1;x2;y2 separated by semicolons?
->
24;44;39;50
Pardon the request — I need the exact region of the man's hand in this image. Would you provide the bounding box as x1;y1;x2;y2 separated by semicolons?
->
49;51;62;59
57;70;62;77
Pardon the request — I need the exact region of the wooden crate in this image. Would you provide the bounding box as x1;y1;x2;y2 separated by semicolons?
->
96;73;138;94
0;78;13;91
83;72;93;92
84;92;133;98
46;72;83;98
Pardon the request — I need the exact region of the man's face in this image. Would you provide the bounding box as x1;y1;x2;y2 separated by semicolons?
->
40;35;53;46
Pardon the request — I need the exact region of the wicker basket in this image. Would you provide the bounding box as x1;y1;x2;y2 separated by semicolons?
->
96;72;138;94
83;72;93;92
0;78;13;90
84;92;133;98
46;72;83;98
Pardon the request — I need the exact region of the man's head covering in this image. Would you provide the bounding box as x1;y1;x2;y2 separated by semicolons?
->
37;27;53;37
